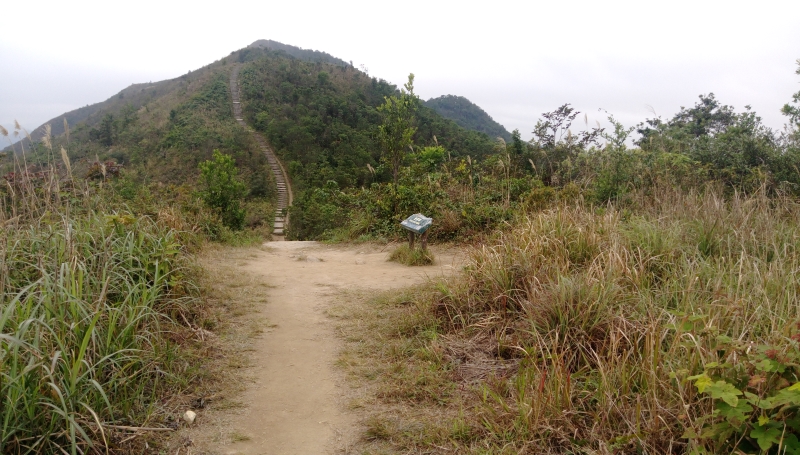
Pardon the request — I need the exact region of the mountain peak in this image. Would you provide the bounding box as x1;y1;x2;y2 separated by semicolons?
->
247;40;349;67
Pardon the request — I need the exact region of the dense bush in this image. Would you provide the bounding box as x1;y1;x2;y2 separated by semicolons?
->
198;150;247;230
287;88;800;242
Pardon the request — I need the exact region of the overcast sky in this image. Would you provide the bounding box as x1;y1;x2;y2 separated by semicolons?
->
2;0;799;142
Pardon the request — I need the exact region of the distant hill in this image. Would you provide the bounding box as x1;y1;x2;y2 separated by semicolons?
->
424;95;511;142
1;54;273;188
4;40;494;190
4;40;349;154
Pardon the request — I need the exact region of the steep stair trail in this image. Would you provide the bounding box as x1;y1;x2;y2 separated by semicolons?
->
229;65;293;237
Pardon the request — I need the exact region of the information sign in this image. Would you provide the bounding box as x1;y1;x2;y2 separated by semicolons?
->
400;213;433;234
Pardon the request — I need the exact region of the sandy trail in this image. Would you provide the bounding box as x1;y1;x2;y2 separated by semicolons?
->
189;241;461;455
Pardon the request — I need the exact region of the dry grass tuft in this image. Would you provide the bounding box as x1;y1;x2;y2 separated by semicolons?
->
388;243;435;266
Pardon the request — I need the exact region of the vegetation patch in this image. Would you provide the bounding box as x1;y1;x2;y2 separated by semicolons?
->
337;188;800;453
3;43;800;454
388;244;435;266
0;180;203;452
0;118;270;453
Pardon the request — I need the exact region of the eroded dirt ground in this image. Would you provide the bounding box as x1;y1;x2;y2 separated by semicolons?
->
179;241;461;455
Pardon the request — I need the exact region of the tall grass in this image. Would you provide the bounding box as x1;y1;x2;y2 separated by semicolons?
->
1;136;200;453
446;187;800;452
348;186;800;453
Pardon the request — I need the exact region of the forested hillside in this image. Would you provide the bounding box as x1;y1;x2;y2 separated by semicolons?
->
4;62;240;153
233;47;505;239
425;94;512;141
1;58;279;233
237;49;497;191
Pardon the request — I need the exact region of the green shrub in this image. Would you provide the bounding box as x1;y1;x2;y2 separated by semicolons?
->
683;335;800;454
198;149;246;230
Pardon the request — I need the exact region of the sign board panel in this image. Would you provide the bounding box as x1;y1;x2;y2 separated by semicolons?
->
400;213;433;234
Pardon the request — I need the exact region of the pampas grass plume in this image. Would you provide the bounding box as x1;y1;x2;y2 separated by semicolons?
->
60;146;72;177
42;124;52;151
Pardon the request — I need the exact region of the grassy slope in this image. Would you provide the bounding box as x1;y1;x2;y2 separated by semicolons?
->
3;57;271;192
0;163;224;453
337;186;800;454
6;61;225;152
1;56;278;235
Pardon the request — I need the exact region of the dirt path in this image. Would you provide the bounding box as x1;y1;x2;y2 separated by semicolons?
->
185;241;461;454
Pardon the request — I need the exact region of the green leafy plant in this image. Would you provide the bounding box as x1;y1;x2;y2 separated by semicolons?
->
377;73;418;186
684;329;800;454
198;149;247;230
781;59;800;131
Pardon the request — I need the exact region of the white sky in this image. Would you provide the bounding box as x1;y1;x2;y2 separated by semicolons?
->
1;0;799;141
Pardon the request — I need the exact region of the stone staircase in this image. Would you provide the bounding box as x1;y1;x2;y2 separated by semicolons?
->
229;66;293;237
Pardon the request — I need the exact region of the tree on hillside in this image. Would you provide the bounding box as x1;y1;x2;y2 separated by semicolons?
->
635;94;780;189
783;59;800;132
529;104;602;185
377;73;418;185
511;129;525;155
90;114;115;147
199;150;246;230
670;94;736;138
636;94;736;143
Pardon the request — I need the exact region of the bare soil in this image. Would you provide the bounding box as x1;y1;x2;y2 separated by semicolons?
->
179;241;462;455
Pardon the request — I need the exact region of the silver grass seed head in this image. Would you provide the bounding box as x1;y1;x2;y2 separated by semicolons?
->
60;146;72;175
